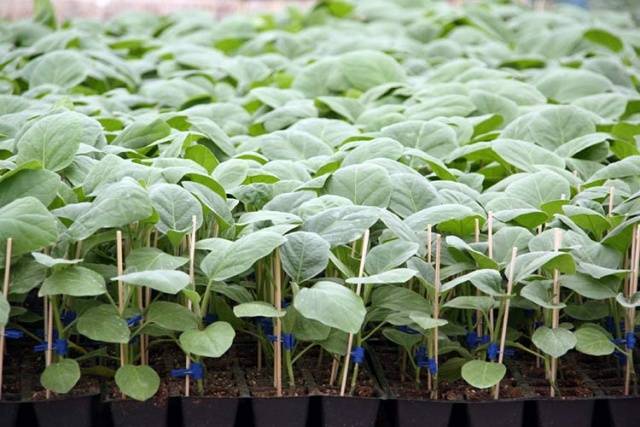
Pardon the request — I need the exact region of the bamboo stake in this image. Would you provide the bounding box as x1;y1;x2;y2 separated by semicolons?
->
427;224;432;391
185;216;197;397
475;219;483;336
274;249;283;396
431;236;442;400
608;187;615;217
550;229;563;397
493;247;518;399
116;231;126;374
329;357;339;386
624;226;639;395
0;238;12;400
487;212;494;260
340;230;370;396
45;298;53;399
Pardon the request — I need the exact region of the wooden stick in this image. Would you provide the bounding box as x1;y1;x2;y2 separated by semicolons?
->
550;229;563;397
329;357;339;386
274;249;283;396
431;235;442;400
494;247;518;400
185;216;197;397
45;298;53;399
116;231;126;371
624;225;639;395
475;219;483;336
608;187;615;217
427;225;433;264
0;238;12;400
340;230;370;396
487;212;494;260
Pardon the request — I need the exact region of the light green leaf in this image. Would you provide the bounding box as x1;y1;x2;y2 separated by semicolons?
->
347;268;417;285
532;326;576;358
146;301;198;332
461;360;506;389
39;266;106;297
115;365;160;401
326;163;392;208
113;270;190;295
125;247;188;272
77;305;130;344
179;321;235;358
575;324;615;356
281;231;330;284
233;302;285;318
41;359;80;394
294;281;365;334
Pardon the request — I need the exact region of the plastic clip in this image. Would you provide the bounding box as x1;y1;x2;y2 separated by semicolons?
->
4;329;23;339
351;346;365;365
127;314;143;327
34;338;68;356
171;362;204;380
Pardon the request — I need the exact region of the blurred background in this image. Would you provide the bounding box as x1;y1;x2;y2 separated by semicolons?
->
0;0;638;21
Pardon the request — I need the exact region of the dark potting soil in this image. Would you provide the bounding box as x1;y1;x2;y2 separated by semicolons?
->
373;346;523;401
238;341;379;398
32;376;101;401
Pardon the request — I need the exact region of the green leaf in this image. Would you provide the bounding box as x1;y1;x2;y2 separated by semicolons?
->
508;251;576;283
149;183;203;235
0;197;58;264
365;240;419;275
280;232;330;284
29;52;87;88
616;292;640;309
0;294;9;327
346;268;417;285
115;365;160;401
293;281;365;334
461;360;506;389
112;118;171;149
179;321;235;358
125;248;188;272
0;169;60;208
66;178;153;241
32;252;81;268
41;359;80;394
113;270;190;295
77;305;130;344
200;230;285;282
441;270;503;296
146;301;198;332
233;302;285;318
575;324;615;356
39;266;106;297
532;326;576;358
443;296;495;313
302;205;379;246
409;312;448;330
326;163;392;208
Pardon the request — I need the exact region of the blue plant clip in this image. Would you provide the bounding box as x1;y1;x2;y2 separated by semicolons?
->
256;317;273;335
171;362;204;380
487;342;499;361
282;333;295;350
466;332;490;349
34;338;68;356
61;310;77;326
351;346;365;365
4;329;23;339
127;314;143;327
204;314;218;325
625;332;636;350
397;325;420;335
427;358;438;375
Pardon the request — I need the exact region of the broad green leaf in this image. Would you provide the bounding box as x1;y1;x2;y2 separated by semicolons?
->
347;268;417;285
112;118;171;149
77;305;130;344
29;51;87;88
294;281;365;334
41;359;80;394
281;231;330;283
233;302;285;318
115;365;160;401
66;178;153;241
302;205;379;246
441;270;503;296
149;183;203;235
365;240;419;275
200;230;285;282
461;360;506;389
113;270;190;295
0;169;59;208
532;326;576;358
146;301;198;332
179;321;235;358
326;163;392;208
39;266;106;297
125;247;188;272
443;296;495;313
32;252;81;268
575;324;615;356
0;294;9;327
0;197;58;263
409;312;448;330
16;112;87;171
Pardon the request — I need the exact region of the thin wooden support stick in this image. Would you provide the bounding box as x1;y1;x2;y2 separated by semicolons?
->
624;226;639;395
550;229;563;397
494;247;518;400
274;249;283;396
608;187;615;217
340;230;370;396
116;231;126;372
185;216;197;397
45;298;53;399
431;236;442;400
0;238;12;400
